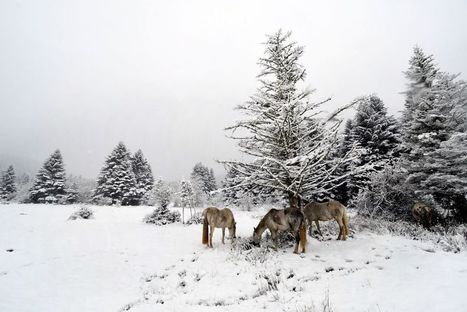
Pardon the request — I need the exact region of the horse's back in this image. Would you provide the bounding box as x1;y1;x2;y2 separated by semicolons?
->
205;207;235;228
304;200;345;221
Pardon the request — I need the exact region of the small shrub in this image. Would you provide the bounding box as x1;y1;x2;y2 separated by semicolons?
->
143;207;180;225
185;212;203;225
68;206;94;220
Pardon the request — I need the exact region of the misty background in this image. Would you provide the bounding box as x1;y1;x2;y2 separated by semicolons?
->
1;0;466;180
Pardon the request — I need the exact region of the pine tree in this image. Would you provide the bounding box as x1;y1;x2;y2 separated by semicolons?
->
93;142;137;205
191;163;216;194
220;30;356;207
346;95;401;198
401;46;439;131
0;165;17;201
29;150;67;204
401;47;467;220
131;149;154;204
221;167;243;205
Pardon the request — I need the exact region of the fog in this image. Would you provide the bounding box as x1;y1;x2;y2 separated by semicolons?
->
1;0;466;180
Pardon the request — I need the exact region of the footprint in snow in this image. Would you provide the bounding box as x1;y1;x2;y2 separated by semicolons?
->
345;259;353;263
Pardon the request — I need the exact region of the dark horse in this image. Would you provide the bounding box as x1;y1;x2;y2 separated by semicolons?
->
253;207;307;254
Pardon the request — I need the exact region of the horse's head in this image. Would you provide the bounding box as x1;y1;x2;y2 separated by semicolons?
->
252;227;261;246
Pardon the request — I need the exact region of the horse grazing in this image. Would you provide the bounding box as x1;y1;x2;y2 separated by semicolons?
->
253;207;307;254
303;200;349;240
412;202;432;228
202;207;236;248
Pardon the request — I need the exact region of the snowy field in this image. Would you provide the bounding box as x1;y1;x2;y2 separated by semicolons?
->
1;204;467;312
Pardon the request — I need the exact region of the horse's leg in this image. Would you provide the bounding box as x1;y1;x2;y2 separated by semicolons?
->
222;228;225;244
336;218;343;240
315;220;322;236
272;231;278;252
308;220;313;237
209;226;215;247
293;231;300;254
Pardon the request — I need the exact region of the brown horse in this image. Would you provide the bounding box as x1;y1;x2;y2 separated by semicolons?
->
253;207;307;254
303;200;349;240
412;202;432;228
202;207;236;248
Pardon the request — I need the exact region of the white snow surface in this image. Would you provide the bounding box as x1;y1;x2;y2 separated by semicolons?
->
1;204;466;312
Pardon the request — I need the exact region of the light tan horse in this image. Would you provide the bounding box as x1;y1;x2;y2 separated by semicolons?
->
202;207;236;248
412;202;432;228
253;207;307;254
303;200;349;240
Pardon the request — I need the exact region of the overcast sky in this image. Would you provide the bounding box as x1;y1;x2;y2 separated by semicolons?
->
1;0;466;180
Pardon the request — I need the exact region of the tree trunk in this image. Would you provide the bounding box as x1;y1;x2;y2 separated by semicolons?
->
288;192;298;209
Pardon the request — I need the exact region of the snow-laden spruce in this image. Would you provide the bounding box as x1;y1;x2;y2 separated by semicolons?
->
190;162;216;195
343;95;400;199
29;150;68;204
0;165;17;201
220;30;359;207
131;149;155;204
93;142;138;205
190;162;217;206
400;47;467;220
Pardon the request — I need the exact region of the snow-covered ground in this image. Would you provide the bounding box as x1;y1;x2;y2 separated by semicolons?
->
1;204;466;312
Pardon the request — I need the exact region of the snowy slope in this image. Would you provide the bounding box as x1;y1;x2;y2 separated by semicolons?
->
1;204;466;312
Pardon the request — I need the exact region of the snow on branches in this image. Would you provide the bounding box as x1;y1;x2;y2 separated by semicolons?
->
219;30;359;207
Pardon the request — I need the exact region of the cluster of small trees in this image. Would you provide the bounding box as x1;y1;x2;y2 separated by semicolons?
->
0;141;219;211
221;30;466;224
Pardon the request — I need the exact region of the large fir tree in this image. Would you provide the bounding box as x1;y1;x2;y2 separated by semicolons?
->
401;47;467;220
29;150;67;203
220;30;356;207
93;142;137;205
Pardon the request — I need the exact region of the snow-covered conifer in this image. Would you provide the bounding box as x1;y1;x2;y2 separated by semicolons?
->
131;149;154;204
153;178;172;209
93;142;137;205
29;150;67;204
346;95;401;197
220;30;357;207
401;47;467;220
0;165;17;201
191;163;216;194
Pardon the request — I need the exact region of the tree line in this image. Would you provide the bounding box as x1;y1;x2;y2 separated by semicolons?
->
0;144;217;208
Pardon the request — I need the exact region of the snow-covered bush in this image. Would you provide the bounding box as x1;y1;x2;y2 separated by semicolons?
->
185;212;203;225
68;206;94;220
352;214;467;253
143;207;180;226
351;163;415;221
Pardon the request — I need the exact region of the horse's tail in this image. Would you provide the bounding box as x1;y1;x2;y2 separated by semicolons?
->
202;210;209;245
299;219;307;251
343;207;349;236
